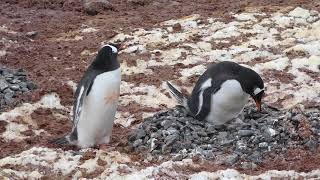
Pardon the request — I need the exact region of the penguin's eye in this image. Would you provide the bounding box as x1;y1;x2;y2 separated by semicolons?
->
253;87;264;96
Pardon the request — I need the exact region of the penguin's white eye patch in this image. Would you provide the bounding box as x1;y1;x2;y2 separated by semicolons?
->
253;87;264;95
103;44;118;53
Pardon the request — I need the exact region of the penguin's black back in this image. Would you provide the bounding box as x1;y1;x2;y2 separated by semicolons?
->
187;61;263;119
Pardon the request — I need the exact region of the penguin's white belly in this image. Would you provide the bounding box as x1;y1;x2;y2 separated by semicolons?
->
206;80;249;125
77;68;121;148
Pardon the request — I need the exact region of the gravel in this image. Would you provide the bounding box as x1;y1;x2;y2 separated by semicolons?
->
127;103;320;165
0;66;36;111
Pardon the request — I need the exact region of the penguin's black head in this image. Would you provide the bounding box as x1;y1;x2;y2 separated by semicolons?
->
238;67;264;111
93;43;120;71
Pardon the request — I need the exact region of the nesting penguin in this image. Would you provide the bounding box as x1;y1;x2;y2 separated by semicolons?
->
51;44;121;148
167;61;264;125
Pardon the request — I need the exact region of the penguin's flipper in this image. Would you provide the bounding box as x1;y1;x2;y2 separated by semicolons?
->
166;81;188;107
72;76;95;128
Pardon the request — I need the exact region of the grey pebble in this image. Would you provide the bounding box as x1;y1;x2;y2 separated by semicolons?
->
225;154;239;165
0;78;8;91
238;129;254;137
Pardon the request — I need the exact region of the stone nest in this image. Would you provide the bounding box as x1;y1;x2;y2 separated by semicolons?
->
128;103;320;166
0;66;37;111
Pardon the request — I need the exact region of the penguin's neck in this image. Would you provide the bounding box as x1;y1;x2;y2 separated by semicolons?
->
92;57;120;72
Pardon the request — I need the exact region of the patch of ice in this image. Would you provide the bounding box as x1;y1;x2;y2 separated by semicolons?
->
288;7;311;19
122;45;146;54
181;65;206;77
160;14;200;26
254;57;289;71
81;27;98;33
0;50;6;57
121;59;153;75
196;42;212;51
0;93;67;140
120;84;176;109
272;14;293;28
234;13;257;21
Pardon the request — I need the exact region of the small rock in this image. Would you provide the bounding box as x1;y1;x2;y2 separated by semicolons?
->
172;23;182;32
218;131;228;139
165;134;178;146
83;0;113;16
27;82;37;90
225;154;239;165
10;85;20;91
238;129;254;137
220;139;234;146
202;150;214;159
128;0;151;6
4;92;14;104
26;31;38;38
160;120;172;129
11;79;21;84
258;142;268;149
135;129;146;139
132;139;143;148
137;145;148;152
197;131;207;137
248;151;262;163
206;124;216;133
241;162;257;170
235;140;247;153
21;88;29;92
305;138;318;152
172;154;183;161
162;144;172;154
166;127;179;135
150;131;161;139
0;78;8;91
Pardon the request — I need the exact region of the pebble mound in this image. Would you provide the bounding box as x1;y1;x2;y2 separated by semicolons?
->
0;66;36;111
128;103;320;166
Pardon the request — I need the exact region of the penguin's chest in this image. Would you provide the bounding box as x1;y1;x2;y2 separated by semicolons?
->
206;80;249;124
77;69;121;141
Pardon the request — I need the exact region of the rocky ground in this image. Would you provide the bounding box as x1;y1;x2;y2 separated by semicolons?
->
1;0;320;179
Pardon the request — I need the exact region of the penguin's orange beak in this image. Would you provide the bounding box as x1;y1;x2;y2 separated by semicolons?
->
252;91;264;112
254;99;262;112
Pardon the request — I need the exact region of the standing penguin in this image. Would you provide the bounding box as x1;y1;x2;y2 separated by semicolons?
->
167;61;264;125
51;43;121;148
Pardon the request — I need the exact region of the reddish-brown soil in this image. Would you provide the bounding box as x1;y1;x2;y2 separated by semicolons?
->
1;0;320;176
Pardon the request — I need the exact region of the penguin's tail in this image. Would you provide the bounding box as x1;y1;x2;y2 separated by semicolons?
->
166;81;189;108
